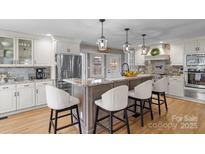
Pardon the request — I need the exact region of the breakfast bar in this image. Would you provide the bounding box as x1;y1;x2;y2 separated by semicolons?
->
63;74;153;133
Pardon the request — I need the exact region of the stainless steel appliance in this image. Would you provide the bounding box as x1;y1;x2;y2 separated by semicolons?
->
184;68;205;89
56;53;82;93
36;68;46;79
186;53;205;66
184;53;205;101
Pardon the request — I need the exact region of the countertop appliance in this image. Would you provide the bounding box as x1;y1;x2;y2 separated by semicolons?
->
56;53;82;94
36;68;46;79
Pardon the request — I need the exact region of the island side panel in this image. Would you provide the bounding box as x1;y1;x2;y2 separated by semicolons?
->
86;83;114;133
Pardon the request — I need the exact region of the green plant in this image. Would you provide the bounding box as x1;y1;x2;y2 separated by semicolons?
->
151;48;160;56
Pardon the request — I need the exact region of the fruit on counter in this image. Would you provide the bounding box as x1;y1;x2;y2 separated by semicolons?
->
123;71;139;77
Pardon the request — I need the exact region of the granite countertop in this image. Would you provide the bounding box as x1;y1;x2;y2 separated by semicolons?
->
0;79;54;86
63;74;153;87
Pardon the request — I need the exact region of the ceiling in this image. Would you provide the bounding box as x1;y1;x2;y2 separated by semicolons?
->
0;19;205;49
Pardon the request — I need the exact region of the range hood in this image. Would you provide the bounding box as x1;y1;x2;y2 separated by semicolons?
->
145;55;170;61
145;43;170;61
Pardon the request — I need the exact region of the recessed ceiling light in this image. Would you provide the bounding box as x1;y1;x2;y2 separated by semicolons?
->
160;41;163;44
46;33;52;37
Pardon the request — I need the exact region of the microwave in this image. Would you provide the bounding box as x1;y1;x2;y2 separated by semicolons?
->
186;53;205;66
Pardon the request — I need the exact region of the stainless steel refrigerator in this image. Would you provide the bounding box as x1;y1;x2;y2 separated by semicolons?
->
56;53;82;94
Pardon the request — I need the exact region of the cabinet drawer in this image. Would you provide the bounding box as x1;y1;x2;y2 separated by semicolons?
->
0;85;16;91
36;81;53;87
17;83;35;89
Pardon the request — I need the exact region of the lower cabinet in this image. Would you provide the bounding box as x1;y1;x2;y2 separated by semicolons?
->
16;83;35;110
36;81;53;105
0;85;16;114
168;76;184;97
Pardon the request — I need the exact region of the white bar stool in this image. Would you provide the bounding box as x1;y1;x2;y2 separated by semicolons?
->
45;85;82;134
93;85;130;134
128;80;153;127
152;77;168;115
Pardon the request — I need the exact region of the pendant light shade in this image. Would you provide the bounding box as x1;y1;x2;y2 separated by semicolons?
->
97;19;108;51
123;28;131;54
141;34;149;55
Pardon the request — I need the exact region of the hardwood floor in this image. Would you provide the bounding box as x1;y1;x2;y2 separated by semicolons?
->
0;97;205;134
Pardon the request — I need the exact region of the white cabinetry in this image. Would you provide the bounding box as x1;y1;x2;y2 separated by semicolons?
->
16;83;35;110
184;39;205;53
34;38;53;66
0;85;16;114
56;39;80;54
36;80;53;105
170;41;184;65
135;49;145;66
168;76;184;97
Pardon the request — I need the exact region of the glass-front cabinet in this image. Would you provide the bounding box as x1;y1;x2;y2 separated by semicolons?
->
0;36;15;65
17;38;33;65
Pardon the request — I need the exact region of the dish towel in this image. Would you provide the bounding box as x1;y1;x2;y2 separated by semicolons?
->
195;73;201;81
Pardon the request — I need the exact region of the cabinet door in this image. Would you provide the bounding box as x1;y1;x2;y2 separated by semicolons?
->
168;77;184;97
17;83;35;110
135;49;145;66
0;36;15;66
198;39;205;52
34;39;52;66
0;85;16;114
56;40;80;53
17;38;33;65
36;81;53;105
184;40;197;53
170;42;184;65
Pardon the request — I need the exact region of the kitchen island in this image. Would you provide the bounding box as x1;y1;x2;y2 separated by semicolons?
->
63;74;153;133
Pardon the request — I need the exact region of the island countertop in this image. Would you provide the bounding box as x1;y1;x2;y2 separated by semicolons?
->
63;74;153;87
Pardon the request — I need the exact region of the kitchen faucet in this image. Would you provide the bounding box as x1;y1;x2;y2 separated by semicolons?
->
121;63;130;76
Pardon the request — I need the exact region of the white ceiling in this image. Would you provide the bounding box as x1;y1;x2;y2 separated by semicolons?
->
0;19;205;49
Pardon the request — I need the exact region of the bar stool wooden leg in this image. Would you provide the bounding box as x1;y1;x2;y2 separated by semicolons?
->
157;93;161;115
48;109;53;133
163;92;168;111
109;112;113;134
140;100;144;127
93;106;99;134
124;109;130;134
54;111;58;134
70;108;74;124
75;105;82;134
148;98;154;120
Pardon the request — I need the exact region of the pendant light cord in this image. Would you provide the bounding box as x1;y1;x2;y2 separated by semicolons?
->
101;21;104;38
126;30;128;43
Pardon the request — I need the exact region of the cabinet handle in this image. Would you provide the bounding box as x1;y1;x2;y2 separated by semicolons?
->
36;89;38;94
2;87;9;89
14;92;17;96
24;84;30;87
67;48;70;52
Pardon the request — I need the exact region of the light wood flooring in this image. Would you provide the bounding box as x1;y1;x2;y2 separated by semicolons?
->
0;97;205;134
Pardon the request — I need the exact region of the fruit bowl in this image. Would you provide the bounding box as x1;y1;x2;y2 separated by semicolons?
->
123;71;139;77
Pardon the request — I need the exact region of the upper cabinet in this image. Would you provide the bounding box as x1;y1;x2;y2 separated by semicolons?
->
170;41;184;65
16;38;33;66
0;36;15;66
184;39;205;53
55;39;80;54
34;38;53;66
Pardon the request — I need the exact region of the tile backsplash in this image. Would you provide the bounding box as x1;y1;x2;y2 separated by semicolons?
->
0;67;51;80
136;60;183;75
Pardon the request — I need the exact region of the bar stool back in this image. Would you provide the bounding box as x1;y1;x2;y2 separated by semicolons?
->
128;80;153;127
93;85;130;134
46;85;82;134
152;77;168;115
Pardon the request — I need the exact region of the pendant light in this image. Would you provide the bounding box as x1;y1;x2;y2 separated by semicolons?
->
96;19;108;51
141;34;149;55
123;28;131;53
